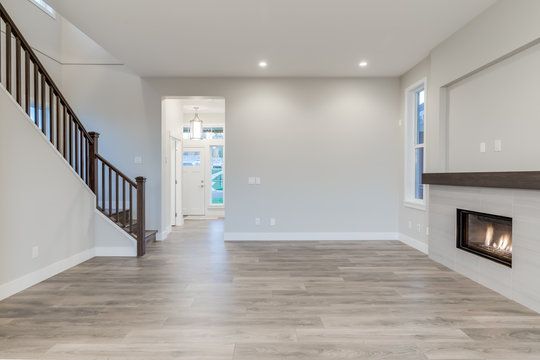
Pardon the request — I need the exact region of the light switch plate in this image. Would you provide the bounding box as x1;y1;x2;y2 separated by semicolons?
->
494;140;502;152
480;142;486;153
255;177;261;185
248;177;256;185
134;156;143;164
270;218;276;226
255;218;261;225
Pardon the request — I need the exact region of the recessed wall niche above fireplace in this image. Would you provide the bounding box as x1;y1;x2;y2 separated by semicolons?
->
456;209;512;267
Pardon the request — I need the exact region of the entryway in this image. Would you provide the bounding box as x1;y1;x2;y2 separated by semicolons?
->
163;98;225;228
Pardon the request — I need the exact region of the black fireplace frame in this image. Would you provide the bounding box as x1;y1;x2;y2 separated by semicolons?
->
456;209;512;268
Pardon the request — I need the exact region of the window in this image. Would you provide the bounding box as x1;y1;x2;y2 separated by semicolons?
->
210;146;224;205
183;126;224;140
183;152;200;166
405;80;426;209
28;0;56;18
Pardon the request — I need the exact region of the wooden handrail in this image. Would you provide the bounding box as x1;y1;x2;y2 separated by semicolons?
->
0;4;148;256
95;154;137;187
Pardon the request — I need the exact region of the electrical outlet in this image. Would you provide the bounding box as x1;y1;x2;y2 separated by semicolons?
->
270;218;276;226
255;217;261;225
32;246;39;259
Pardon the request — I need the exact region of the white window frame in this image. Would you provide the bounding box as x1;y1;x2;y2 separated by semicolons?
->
27;0;56;19
404;78;427;211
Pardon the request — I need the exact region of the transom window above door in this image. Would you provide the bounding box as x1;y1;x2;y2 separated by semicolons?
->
183;126;224;140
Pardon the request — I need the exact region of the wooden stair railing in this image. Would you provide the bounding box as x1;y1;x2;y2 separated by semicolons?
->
0;4;148;256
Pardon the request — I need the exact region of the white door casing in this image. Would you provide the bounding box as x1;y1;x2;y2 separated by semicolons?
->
174;139;184;225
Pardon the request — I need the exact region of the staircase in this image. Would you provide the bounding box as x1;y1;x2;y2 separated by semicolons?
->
0;4;155;256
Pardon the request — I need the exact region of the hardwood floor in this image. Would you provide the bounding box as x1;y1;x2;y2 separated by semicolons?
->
1;219;540;359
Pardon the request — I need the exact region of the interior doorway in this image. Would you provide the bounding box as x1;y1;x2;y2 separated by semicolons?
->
164;97;225;227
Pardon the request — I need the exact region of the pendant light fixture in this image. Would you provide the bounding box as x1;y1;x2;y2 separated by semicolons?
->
190;106;203;140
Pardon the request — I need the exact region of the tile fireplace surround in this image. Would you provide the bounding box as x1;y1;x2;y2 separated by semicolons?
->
428;184;540;313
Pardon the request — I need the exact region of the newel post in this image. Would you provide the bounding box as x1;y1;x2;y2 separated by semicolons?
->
136;176;146;257
88;132;100;193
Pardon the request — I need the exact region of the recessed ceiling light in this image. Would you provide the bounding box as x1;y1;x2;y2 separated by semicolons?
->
359;61;368;67
259;61;268;68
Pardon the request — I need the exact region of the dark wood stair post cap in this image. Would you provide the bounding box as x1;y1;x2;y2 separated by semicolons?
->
88;132;100;141
136;176;146;183
88;132;100;152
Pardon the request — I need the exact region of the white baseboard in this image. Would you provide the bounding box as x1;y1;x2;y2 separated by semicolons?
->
224;232;399;241
95;246;137;256
399;233;429;254
0;248;94;301
157;226;171;241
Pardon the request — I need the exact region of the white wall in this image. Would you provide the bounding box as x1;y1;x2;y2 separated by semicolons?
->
150;78;401;238
446;42;540;171
398;57;430;252
60;18;119;64
428;0;540;172
0;86;95;298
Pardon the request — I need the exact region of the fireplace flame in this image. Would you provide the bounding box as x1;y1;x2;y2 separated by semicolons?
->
497;234;511;251
485;225;494;246
483;225;511;253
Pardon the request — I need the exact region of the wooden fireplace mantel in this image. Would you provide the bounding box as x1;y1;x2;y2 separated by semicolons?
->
422;171;540;190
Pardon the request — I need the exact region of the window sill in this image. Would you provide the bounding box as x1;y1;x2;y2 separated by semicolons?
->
208;205;224;209
403;200;426;211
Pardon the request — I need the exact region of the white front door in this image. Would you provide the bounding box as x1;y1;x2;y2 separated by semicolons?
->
182;148;205;215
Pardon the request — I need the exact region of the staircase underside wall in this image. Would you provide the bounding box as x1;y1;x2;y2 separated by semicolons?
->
0;86;135;301
94;211;137;256
0;86;95;299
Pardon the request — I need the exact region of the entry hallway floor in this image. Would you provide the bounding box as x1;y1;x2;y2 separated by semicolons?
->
1;220;540;359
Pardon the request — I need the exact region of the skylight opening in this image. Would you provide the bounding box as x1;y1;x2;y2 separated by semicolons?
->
28;0;56;19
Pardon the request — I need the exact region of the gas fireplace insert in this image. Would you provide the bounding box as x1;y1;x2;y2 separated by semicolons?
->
456;209;512;267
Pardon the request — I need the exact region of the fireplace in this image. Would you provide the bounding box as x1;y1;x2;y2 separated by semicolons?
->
456;209;512;267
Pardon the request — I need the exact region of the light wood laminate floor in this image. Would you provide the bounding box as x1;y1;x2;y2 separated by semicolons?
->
1;219;540;359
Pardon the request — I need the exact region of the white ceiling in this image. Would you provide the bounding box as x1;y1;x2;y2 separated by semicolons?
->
46;0;495;78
